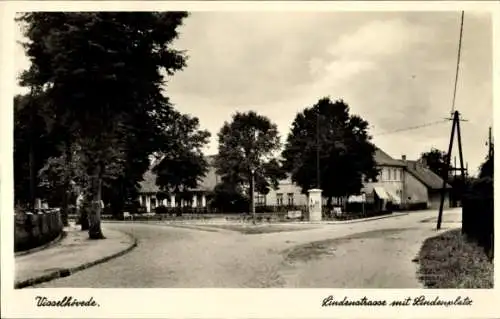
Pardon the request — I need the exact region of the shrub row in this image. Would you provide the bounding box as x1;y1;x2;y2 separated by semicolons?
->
462;177;493;259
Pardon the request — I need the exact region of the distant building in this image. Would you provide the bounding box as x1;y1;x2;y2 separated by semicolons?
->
137;156;218;213
362;149;452;210
137;148;451;213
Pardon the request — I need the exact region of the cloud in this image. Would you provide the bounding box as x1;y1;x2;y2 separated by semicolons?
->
13;11;493;175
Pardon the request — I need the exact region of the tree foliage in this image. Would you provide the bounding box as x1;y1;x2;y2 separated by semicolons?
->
419;148;452;178
282;97;378;200
17;12;191;238
153;111;211;194
214;111;285;199
479;146;493;179
14;93;59;206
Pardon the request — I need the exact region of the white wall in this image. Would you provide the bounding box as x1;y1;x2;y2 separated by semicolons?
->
257;176;308;206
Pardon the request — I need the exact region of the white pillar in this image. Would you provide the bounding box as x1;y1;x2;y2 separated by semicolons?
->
139;195;143;206
162;199;167;206
170;195;176;208
192;194;198;208
307;189;323;221
145;196;151;213
35;198;42;209
201;194;207;208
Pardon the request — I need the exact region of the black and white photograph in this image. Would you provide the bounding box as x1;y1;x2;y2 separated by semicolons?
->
1;1;497;318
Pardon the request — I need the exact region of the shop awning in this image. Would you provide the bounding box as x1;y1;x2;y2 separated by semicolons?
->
373;187;390;200
386;189;401;204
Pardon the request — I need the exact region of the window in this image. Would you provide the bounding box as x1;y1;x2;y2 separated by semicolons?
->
287;193;294;206
256;194;266;206
388;168;391;181
151;198;157;209
393;169;397;180
276;193;284;206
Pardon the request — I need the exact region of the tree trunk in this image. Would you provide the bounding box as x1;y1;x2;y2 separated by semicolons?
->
61;142;71;227
79;192;89;230
29;142;36;211
28;92;36;211
249;171;256;225
326;197;333;218
88;162;105;239
80;208;89;230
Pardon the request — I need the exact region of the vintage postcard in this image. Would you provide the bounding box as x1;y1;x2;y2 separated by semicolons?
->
1;1;498;318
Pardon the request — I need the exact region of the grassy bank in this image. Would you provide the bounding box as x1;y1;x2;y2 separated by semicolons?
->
416;229;493;288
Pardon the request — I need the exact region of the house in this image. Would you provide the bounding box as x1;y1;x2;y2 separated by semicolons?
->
137;156;218;213
256;175;308;207
251;148;452;210
360;148;407;211
361;149;452;210
402;157;452;209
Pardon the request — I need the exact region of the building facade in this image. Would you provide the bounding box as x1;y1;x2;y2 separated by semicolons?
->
138;148;451;213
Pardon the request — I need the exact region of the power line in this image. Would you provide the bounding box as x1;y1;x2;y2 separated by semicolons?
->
451;11;465;114
374;119;448;137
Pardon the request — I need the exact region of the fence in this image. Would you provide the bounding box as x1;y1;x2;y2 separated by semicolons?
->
15;208;63;252
69;201;391;222
461;178;494;259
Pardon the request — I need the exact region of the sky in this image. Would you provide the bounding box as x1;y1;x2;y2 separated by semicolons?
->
14;11;493;176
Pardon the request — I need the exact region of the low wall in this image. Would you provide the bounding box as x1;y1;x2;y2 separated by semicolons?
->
15;209;63;252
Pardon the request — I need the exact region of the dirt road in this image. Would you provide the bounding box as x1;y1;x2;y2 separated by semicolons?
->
33;208;461;288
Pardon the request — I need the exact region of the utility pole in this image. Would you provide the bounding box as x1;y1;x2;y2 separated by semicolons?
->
316;107;320;189
249;130;259;225
437;111;466;230
454;156;457;178
488;126;493;159
250;168;256;225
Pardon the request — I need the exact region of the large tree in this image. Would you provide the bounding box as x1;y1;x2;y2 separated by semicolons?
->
153;110;211;195
17;12;190;239
282;97;379;205
419;147;471;206
479;145;493;179
214;111;286;216
419;148;453;178
14;93;59;209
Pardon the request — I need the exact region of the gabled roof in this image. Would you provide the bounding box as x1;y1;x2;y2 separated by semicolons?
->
138;155;218;194
372;148;451;190
404;160;452;190
374;148;406;167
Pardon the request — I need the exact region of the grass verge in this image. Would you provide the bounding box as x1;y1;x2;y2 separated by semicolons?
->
415;229;493;288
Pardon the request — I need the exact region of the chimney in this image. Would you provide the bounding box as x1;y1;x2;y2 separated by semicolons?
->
401;155;406;161
419;157;428;168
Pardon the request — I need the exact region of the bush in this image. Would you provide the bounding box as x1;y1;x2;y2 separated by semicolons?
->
155;205;169;214
462;177;493;259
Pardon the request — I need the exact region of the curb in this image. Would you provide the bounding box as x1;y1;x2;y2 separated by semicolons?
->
321;212;409;225
15;231;67;257
14;231;138;289
104;212;409;227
